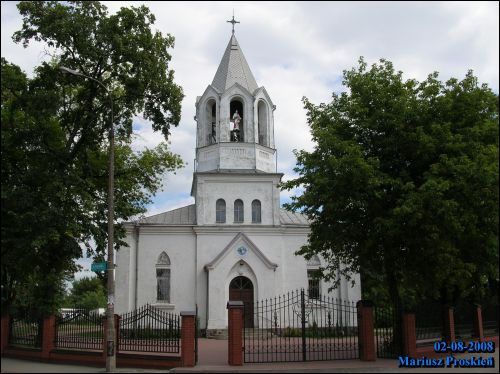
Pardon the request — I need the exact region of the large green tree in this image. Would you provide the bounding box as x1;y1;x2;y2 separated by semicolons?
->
64;277;107;310
1;1;184;315
282;58;498;308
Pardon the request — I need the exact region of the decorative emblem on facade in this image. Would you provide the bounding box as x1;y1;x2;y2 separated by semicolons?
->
237;246;247;256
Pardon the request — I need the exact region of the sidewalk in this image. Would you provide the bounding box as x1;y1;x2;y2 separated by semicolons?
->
2;339;498;373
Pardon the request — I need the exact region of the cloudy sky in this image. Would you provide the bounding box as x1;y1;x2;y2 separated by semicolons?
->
2;1;499;279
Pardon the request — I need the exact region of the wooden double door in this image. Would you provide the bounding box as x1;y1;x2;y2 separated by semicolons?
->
229;276;254;328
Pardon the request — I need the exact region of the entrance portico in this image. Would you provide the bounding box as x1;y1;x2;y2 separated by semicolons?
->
204;232;277;334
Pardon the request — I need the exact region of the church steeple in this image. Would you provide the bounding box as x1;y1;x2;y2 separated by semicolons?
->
192;18;281;226
211;34;258;94
194;19;276;175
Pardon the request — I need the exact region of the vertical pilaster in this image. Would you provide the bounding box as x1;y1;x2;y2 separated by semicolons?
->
181;311;196;367
1;314;10;355
443;306;455;343
402;313;417;357
41;315;56;360
473;304;484;341
357;300;376;361
227;301;244;366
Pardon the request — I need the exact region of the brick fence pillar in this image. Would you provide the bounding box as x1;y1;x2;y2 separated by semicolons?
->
443;306;455;343
472;304;484;341
356;300;376;361
227;301;244;366
41;315;56;360
181;311;196;367
1;314;9;355
402;313;417;357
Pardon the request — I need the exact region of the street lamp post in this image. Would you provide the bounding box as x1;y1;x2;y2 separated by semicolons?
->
60;66;116;372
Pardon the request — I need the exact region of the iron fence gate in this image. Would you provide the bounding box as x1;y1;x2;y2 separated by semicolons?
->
243;289;359;363
415;300;444;347
118;304;180;353
55;308;105;350
8;311;43;348
374;303;403;358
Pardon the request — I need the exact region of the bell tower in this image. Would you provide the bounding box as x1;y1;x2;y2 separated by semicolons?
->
194;31;276;172
191;19;282;226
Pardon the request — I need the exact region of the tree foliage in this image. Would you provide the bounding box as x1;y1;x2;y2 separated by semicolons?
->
64;277;106;310
282;58;499;307
1;1;184;315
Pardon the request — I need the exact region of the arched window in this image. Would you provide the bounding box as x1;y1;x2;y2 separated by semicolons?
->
257;100;268;146
252;200;261;223
230;99;244;142
234;199;244;223
216;199;226;223
307;255;321;299
307;255;321;267
156;252;171;303
206;99;216;145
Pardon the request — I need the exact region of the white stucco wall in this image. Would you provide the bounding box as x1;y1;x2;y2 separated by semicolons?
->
115;232;134;314
116;223;362;331
193;173;282;226
115;227;197;316
196;142;276;173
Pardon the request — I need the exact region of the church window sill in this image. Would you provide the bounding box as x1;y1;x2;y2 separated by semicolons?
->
152;302;175;310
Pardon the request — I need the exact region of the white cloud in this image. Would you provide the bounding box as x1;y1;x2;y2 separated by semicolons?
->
2;1;498;219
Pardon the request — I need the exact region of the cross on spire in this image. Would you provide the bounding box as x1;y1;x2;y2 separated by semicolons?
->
227;11;240;34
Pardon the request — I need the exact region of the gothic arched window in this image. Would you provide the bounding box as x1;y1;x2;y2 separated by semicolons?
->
206;99;216;145
216;199;226;223
307;255;321;299
252;199;261;223
307;255;321;267
156;252;171;303
230;99;244;142
234;199;244;223
257;100;268;146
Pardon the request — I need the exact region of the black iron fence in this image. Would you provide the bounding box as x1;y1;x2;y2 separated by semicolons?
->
374;303;402;358
8;310;43;348
55;308;105;350
243;289;359;363
415;300;444;346
118;304;180;353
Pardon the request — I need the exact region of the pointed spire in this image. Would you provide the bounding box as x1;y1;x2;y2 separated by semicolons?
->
211;34;258;94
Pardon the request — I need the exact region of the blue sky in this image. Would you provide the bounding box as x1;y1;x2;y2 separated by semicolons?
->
1;1;498;282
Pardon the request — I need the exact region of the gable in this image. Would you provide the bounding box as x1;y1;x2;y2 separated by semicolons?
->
204;232;278;271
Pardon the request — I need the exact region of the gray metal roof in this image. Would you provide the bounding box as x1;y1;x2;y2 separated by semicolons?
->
211;35;258;94
135;205;308;226
137;204;196;225
279;209;309;225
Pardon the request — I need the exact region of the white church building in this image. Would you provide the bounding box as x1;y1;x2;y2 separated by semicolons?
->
115;29;361;336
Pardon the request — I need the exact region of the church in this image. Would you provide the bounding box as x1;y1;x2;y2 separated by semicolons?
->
115;24;361;337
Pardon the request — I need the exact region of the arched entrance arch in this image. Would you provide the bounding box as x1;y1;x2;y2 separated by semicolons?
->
229;276;254;327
